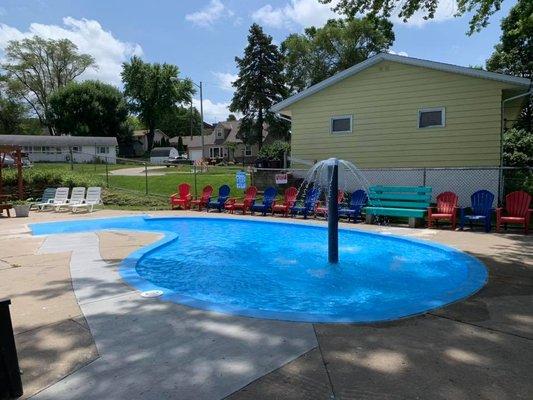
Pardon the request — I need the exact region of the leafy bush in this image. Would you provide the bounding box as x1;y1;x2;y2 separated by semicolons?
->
257;140;290;160
2;168;104;197
102;189;168;209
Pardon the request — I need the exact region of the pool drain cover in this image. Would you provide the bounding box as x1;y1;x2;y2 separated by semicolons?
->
140;290;163;298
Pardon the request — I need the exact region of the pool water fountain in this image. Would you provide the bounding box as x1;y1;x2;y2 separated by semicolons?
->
297;158;372;263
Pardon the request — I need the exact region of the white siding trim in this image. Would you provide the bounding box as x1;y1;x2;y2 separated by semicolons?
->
418;107;446;129
330;115;353;134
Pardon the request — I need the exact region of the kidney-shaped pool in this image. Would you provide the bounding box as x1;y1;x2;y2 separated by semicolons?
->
31;215;487;323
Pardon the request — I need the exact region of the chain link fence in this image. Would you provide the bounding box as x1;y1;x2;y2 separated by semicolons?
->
4;150;532;207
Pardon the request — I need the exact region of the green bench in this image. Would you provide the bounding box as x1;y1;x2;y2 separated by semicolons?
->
364;185;432;228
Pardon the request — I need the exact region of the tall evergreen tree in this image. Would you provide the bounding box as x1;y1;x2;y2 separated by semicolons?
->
230;24;289;149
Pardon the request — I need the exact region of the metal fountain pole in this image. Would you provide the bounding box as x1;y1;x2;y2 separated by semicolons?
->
328;159;339;263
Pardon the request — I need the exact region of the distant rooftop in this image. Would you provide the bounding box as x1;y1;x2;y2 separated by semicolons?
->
0;135;118;147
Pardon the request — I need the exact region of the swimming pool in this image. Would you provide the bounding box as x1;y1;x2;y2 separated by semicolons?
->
31;215;487;323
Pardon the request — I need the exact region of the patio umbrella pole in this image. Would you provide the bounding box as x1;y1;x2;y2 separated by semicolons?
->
328;159;339;263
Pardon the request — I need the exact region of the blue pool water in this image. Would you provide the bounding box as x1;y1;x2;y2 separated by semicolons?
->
31;216;487;323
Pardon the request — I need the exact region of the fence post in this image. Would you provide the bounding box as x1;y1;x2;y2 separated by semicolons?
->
69;148;74;171
144;162;148;195
193;164;198;198
105;157;109;188
422;168;427;186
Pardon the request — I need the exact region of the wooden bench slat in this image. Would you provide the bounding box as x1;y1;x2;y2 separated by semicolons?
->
368;200;430;209
369;186;432;193
364;206;427;218
369;193;432;202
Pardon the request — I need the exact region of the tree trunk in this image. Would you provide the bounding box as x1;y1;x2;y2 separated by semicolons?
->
147;126;155;152
257;109;264;150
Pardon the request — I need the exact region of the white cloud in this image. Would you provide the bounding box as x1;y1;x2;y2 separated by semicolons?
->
0;17;142;86
212;71;237;92
252;0;339;30
252;0;456;30
387;50;409;57
185;0;234;28
193;98;233;123
391;0;456;26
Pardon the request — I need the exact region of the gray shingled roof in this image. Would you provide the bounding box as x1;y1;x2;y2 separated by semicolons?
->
0;135;118;146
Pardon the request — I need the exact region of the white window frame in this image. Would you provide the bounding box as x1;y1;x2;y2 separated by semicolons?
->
330;115;353;134
96;146;107;154
418;107;445;129
244;145;252;156
71;146;81;153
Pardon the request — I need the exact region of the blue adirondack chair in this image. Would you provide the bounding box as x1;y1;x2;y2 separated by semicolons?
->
250;187;277;216
291;187;320;219
206;185;231;212
460;190;495;232
338;190;368;222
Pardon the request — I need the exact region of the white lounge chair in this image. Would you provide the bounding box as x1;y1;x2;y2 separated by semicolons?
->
70;187;102;213
38;187;70;211
56;187;86;211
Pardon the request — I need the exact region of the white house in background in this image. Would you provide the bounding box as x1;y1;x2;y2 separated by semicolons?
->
133;129;170;156
149;147;178;164
0;135;118;163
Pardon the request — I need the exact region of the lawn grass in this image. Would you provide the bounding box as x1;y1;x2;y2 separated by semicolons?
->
30;162;252;199
108;169;249;197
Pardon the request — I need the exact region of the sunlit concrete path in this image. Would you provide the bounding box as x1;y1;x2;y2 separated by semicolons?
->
32;232;316;400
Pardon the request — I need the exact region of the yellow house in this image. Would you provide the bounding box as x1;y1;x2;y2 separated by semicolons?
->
271;53;530;168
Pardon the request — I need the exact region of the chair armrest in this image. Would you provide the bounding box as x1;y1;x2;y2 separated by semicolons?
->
496;207;503;217
169;193;178;199
427;206;434;217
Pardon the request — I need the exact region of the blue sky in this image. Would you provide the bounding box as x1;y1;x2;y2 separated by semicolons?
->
0;0;517;122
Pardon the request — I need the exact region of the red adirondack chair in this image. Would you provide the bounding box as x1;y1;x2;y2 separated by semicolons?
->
315;190;345;219
427;191;459;229
225;186;258;214
496;191;532;234
272;187;298;217
170;183;192;210
190;185;213;211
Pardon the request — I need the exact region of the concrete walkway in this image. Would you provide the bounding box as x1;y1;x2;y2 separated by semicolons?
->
33;232;317;400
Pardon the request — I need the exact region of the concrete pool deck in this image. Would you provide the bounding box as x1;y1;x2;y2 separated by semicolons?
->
0;210;532;399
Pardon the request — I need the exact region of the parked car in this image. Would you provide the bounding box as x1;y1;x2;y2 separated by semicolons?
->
167;155;193;166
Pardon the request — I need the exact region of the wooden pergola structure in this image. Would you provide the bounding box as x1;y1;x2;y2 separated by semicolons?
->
0;145;24;199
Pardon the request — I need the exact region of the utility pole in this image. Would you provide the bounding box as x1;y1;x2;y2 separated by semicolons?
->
199;81;205;159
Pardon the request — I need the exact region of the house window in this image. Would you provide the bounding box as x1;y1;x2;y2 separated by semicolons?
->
55;147;62;154
33;146;42;153
418;107;445;128
210;147;222;158
330;115;353;134
96;146;107;154
23;146;32;153
71;146;81;153
42;146;52;154
244;145;252;156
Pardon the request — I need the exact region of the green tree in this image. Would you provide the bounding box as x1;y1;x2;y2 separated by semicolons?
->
230;24;288;149
121;56;194;150
503;128;532;168
321;0;519;34
487;0;532;131
159;105;202;137
281;16;394;92
2;37;95;133
227;114;237;121
486;0;532;79
0;76;28;134
48;80;131;144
